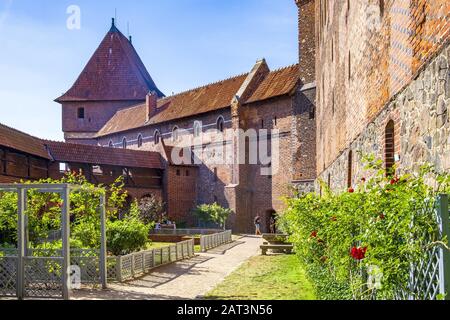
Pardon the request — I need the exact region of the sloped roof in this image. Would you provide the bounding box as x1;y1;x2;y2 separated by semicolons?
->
0;123;51;159
96;65;300;137
96;73;249;137
56;21;164;102
246;64;299;103
44;140;163;169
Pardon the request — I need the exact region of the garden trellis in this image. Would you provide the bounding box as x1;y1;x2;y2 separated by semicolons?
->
0;184;107;300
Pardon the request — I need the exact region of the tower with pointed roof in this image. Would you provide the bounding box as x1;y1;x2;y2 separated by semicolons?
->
56;18;164;145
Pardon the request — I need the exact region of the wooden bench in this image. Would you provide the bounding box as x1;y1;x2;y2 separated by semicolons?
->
261;244;294;255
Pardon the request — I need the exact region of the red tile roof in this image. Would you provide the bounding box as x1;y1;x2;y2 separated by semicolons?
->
96;73;249;137
44;140;164;169
56;22;164;102
0;123;50;159
246;64;299;103
96;65;299;137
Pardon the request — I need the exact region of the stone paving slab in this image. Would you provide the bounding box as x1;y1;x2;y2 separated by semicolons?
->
73;235;262;300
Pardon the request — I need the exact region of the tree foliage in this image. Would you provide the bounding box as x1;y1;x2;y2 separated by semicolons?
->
193;203;232;229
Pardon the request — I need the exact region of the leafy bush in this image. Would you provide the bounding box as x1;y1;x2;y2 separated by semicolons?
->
106;217;151;256
279;156;450;300
193;203;232;229
138;195;166;225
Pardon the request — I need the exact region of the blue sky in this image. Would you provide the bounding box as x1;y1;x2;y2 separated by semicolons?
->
0;0;298;141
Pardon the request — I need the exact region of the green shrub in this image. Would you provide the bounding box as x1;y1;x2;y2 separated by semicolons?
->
193;203;232;229
279;156;450;300
106;218;151;256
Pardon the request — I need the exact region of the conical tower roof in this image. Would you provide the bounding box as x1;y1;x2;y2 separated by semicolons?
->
56;19;164;102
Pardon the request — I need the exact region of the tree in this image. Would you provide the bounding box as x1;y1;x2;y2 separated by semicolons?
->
193;203;232;229
138;196;166;225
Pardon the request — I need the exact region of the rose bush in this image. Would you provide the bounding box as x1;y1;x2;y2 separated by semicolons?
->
278;156;450;300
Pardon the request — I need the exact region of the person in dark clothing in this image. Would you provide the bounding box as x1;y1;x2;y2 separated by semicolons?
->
254;216;262;235
269;216;277;234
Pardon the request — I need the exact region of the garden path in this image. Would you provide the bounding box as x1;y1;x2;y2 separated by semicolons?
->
73;235;262;300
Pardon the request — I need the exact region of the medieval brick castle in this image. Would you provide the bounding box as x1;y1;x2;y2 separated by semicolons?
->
1;1;449;233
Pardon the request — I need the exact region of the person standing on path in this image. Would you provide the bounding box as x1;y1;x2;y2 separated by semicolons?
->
254;215;262;236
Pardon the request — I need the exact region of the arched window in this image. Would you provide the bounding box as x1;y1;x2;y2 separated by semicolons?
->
122;138;127;149
108;140;114;148
347;150;353;188
217;116;225;133
193;121;202;138
137;134;143;148
154;130;161;144
172;126;179;142
385;120;395;175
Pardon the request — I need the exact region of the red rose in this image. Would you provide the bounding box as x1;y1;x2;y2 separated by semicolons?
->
390;176;400;185
331;216;337;222
350;246;367;260
379;214;385;220
361;178;366;182
310;231;318;238
348;188;355;193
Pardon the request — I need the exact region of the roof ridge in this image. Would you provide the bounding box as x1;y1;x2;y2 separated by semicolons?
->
43;139;159;155
160;71;249;101
268;63;299;74
0;122;44;142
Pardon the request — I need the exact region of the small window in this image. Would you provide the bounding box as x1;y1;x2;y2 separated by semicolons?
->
214;168;218;182
261;119;264;129
309;107;316;119
176;169;181;176
154;130;161;144
347;150;353;188
108;140;114;148
59;162;68;173
274;116;277;126
122;138;127;149
172;126;179;142
137;134;143;148
77;107;85;119
380;0;385;17
385;120;395;175
193;121;202;138
217;116;225;133
186;170;190;177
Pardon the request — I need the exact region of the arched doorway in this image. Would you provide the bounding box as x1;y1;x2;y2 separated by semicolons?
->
265;209;277;234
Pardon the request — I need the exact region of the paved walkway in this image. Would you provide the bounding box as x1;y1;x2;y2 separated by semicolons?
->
73;235;262;300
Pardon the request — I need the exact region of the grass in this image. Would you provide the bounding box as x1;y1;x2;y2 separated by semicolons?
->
205;254;316;300
145;242;176;249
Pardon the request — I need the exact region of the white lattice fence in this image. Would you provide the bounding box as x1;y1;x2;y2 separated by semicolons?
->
110;239;195;282
200;230;233;252
0;256;17;297
395;194;450;300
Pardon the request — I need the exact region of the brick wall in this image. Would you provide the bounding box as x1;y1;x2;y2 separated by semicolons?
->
296;0;316;84
316;0;450;176
319;44;450;191
165;165;198;225
62;100;144;144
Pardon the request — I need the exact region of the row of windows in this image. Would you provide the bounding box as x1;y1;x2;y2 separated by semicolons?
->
109;116;226;149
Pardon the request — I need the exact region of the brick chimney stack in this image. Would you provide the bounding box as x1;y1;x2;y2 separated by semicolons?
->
295;0;316;84
146;91;158;122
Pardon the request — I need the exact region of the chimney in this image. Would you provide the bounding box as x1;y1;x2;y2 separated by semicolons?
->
295;0;316;84
146;91;158;122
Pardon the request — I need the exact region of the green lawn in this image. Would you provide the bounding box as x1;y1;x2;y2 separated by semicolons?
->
205;254;316;300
